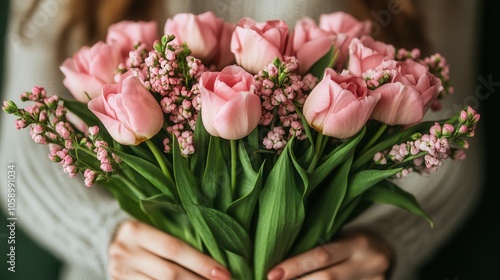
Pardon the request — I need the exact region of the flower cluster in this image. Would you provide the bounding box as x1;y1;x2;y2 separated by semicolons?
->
255;57;317;153
373;106;480;178
145;36;205;156
2;86;122;186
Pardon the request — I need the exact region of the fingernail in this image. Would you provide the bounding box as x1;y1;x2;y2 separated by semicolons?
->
267;267;284;280
211;267;231;280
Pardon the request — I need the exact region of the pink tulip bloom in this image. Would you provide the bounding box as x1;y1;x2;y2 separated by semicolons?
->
347;38;388;76
303;69;379;138
106;20;158;61
290;17;343;74
359;36;395;60
88;71;163;145
60;42;121;103
199;65;261;140
231;18;289;74
165;12;235;68
319;12;371;38
370;60;443;125
319;12;371;68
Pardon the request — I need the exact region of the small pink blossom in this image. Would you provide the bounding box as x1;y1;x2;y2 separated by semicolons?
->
100;163;113;173
89;126;99;136
84;169;97;187
15;119;28;130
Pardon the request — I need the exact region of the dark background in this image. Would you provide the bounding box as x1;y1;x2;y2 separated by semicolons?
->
0;0;499;279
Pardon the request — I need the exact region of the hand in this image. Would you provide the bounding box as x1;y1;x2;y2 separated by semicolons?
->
108;220;231;280
267;229;394;280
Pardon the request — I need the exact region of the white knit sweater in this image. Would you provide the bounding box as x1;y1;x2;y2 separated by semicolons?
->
0;0;483;279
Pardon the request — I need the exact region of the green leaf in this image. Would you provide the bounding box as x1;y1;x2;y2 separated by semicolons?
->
245;128;262;171
227;141;264;232
63;99;114;144
172;137;227;266
288;138;309;197
63;99;99;125
290;152;353;255
128;145;157;165
190;114;210;174
140;194;201;250
294;106;315;165
363;181;434;227
306;45;337;80
111;149;178;202
201;136;231;210
307;127;365;197
344;168;403;203
226;250;254;280
195;205;252;260
329;196;362;237
101;179;151;223
120;165;159;197
254;143;305;280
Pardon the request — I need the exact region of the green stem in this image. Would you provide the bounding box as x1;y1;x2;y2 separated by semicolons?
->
230;140;237;198
307;133;325;173
360;124;388;155
145;139;174;185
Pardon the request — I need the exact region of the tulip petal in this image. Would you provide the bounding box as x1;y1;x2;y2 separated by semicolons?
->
322;94;379;138
212;91;261;140
88;95;138;145
371;83;424;125
112;77;163;139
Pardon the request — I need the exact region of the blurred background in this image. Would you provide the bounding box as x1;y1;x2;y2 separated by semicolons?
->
0;0;498;279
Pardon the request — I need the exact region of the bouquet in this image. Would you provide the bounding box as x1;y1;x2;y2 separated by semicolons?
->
3;11;479;279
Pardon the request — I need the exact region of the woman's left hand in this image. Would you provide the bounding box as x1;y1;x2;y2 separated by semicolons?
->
267;229;393;280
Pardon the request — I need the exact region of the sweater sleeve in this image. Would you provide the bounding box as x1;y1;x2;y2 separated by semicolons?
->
0;2;129;279
346;1;484;278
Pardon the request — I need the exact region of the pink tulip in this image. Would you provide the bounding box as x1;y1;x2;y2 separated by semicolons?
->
290;17;343;74
347;38;388;76
359;36;395;60
319;12;371;38
165;12;235;68
60;42;121;103
106;20;158;61
199;65;261;140
88;71;163;145
303;69;379;138
319;12;372;68
231;18;289;74
370;60;443;125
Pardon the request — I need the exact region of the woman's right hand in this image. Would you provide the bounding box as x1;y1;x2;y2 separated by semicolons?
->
108;220;231;280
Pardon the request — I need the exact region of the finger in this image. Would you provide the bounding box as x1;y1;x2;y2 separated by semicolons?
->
299;260;360;280
299;256;387;280
122;221;230;280
110;270;151;280
366;276;385;280
124;246;205;280
267;242;351;280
